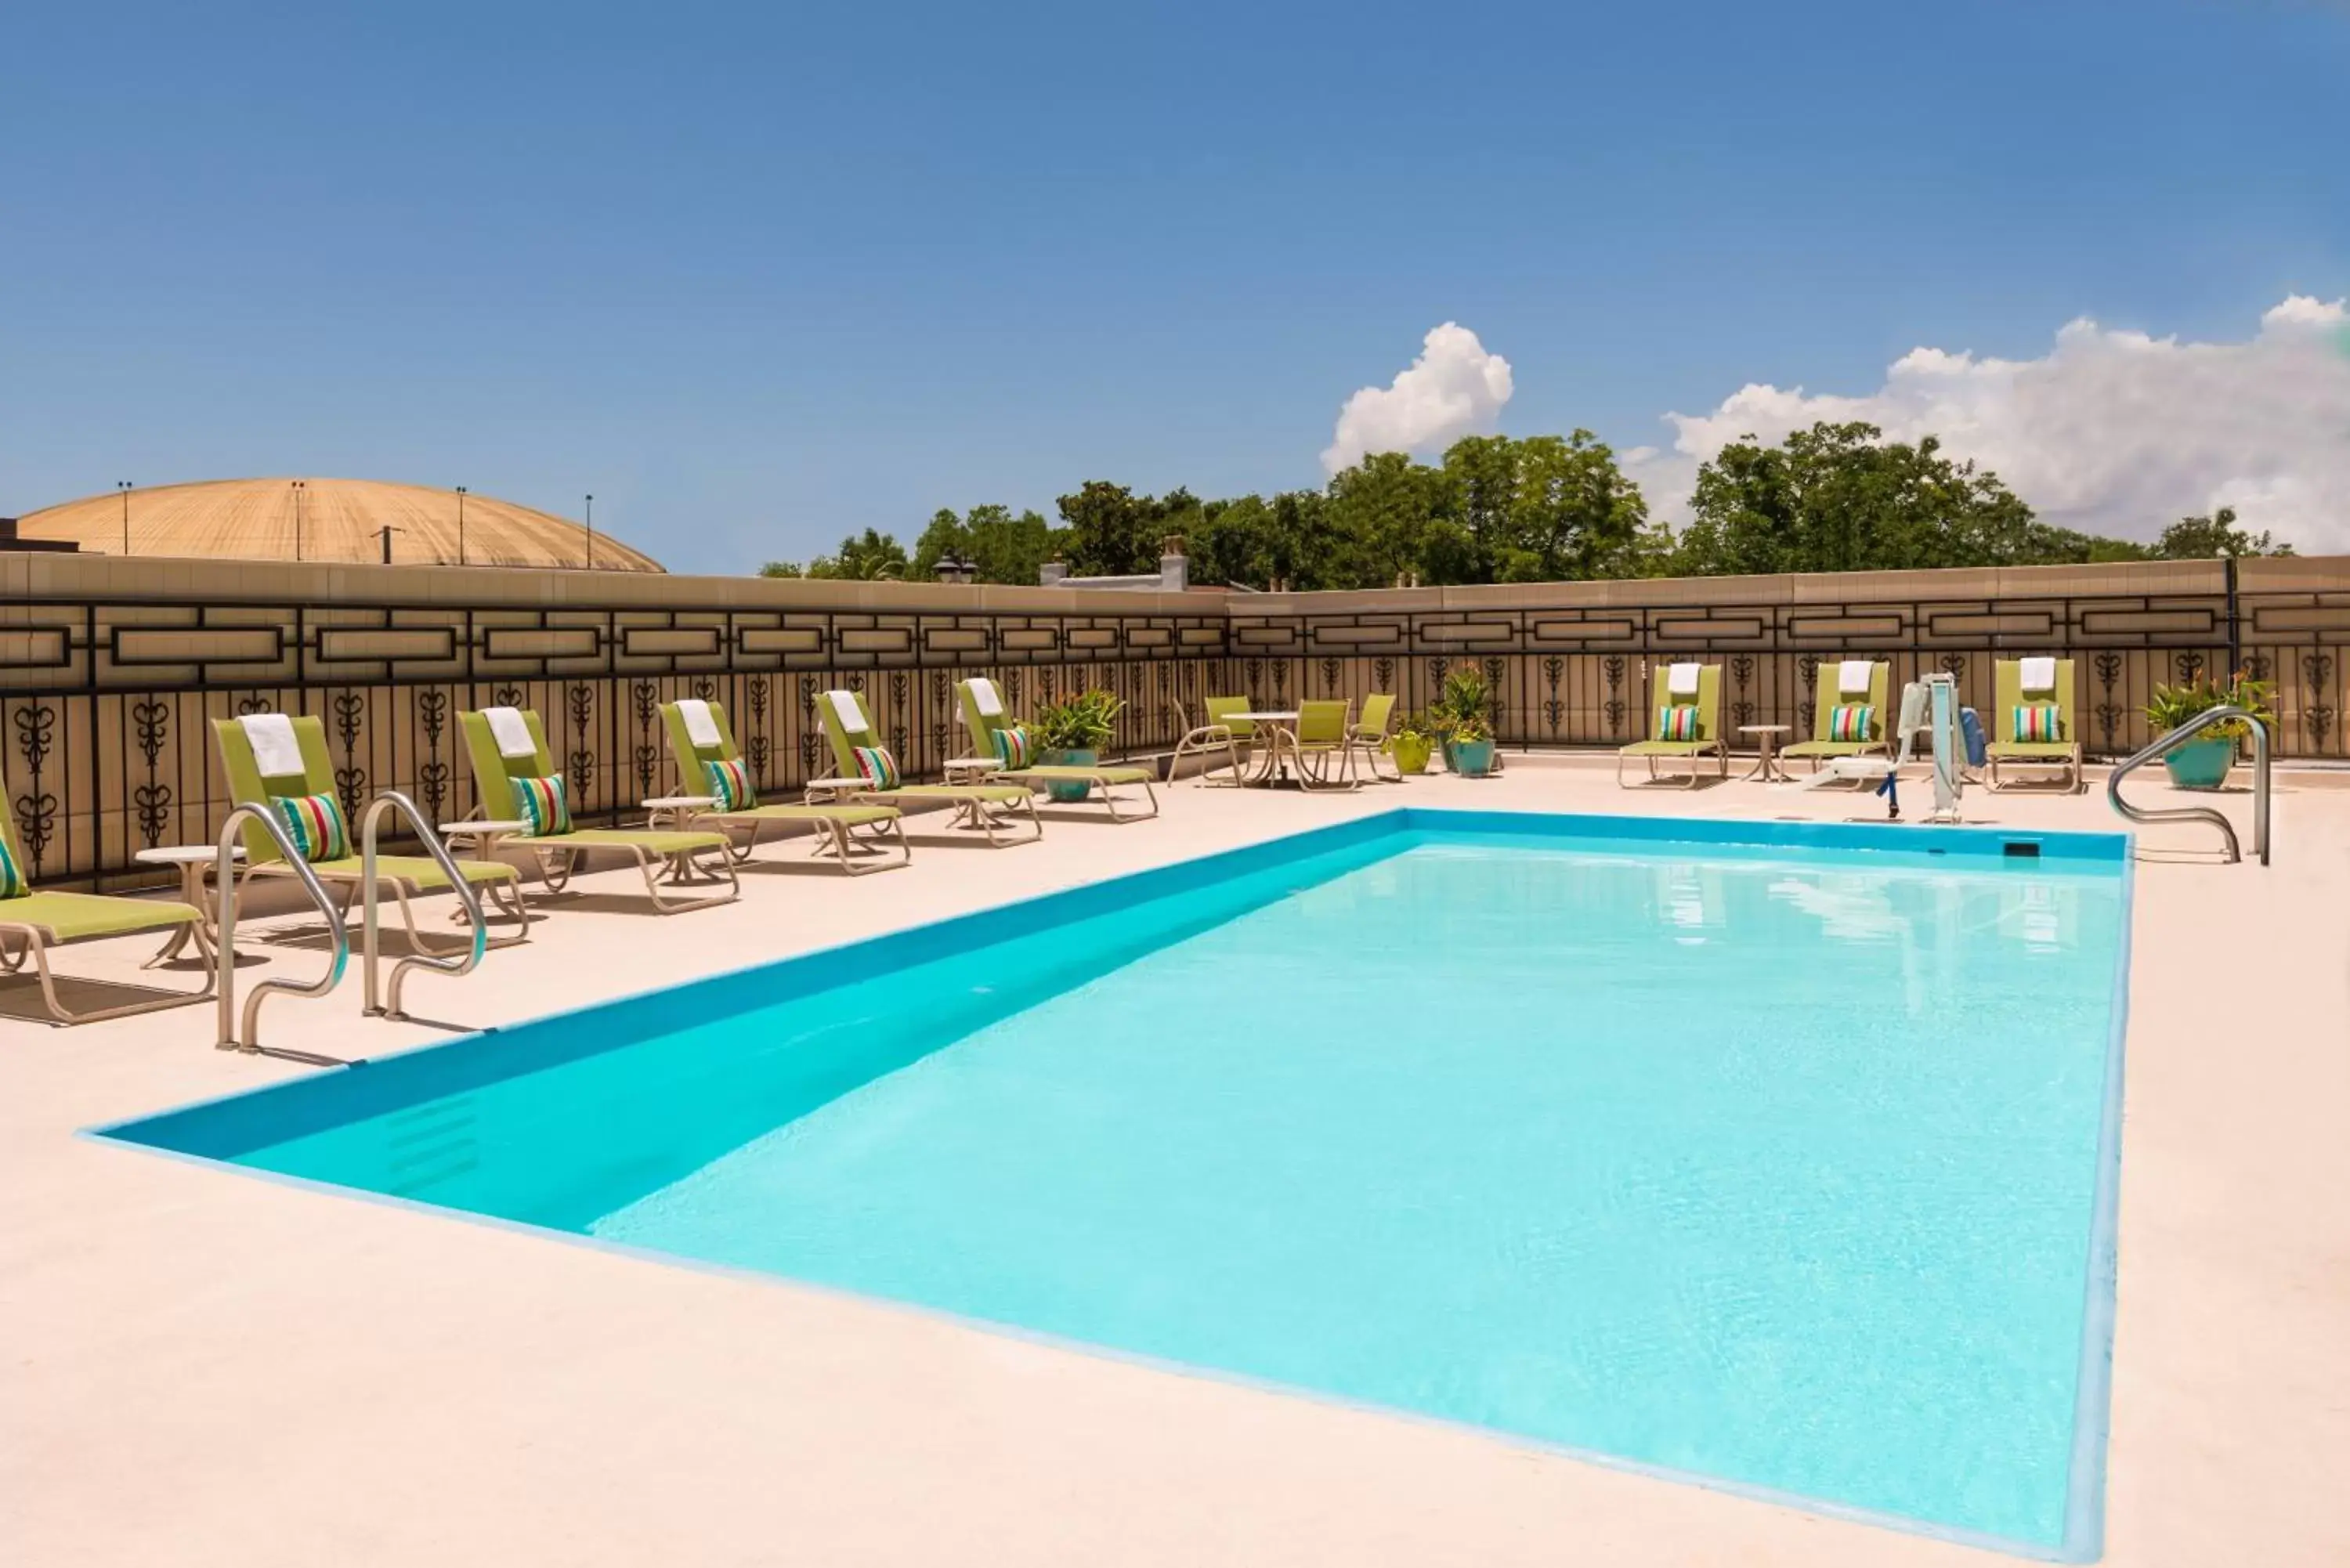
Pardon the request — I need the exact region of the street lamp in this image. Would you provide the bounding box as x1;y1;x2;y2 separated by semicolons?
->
454;486;468;566
375;524;403;564
117;481;132;555
584;493;595;569
935;552;978;585
290;479;307;562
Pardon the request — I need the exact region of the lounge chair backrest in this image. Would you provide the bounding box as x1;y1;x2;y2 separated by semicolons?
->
1357;692;1396;738
1296;699;1350;745
1994;659;2077;742
458;709;561;826
815;688;880;777
1810;661;1891;741
1203;695;1254;739
660;700;744;787
212;714;339;865
955;680;1016;757
1651;664;1722;742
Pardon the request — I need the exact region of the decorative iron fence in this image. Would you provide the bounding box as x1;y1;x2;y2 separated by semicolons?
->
4;553;2344;887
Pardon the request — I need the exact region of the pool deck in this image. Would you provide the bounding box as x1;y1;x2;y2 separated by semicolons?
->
5;759;2346;1566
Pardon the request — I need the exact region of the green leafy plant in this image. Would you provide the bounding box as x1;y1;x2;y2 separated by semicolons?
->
1032;688;1125;753
1448;711;1493;744
2145;670;2275;744
1424;670;1491;739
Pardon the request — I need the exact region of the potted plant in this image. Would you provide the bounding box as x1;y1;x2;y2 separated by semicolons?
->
2144;670;2274;789
1449;712;1497;778
1032;688;1125;801
1389;715;1437;777
1429;669;1490;771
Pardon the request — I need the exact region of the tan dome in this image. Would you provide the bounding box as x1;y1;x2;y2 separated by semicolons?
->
16;478;663;572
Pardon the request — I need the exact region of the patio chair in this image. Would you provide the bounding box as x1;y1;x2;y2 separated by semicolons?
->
1987;658;2083;792
659;699;909;874
0;761;218;1025
1348;692;1401;782
1291;699;1359;789
953;678;1159;822
458;707;739;912
1782;659;1893;779
1617;663;1729;787
1166;695;1253;785
215;714;533;949
812;688;1042;846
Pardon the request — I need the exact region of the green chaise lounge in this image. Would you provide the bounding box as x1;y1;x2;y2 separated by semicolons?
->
953;678;1159;822
659;699;909;874
1618;663;1729;787
1782;659;1893;776
813;688;1041;846
1;761;218;1025
1987;657;2084;792
459;706;739;912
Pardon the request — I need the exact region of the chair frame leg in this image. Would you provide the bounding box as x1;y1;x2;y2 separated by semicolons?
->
0;920;219;1028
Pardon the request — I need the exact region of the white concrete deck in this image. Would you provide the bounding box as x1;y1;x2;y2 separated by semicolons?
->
4;759;2346;1566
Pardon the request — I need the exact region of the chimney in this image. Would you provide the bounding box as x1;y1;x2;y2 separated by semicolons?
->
1039;559;1068;586
1158;534;1188;593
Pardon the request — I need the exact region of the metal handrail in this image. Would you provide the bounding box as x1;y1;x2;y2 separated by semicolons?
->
360;791;488;1019
216;806;350;1050
2106;706;2270;865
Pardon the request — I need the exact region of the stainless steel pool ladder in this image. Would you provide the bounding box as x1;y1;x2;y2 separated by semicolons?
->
215;805;348;1051
357;790;488;1020
2106;706;2270;865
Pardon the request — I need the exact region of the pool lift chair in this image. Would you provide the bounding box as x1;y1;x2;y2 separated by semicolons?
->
1783;675;1963;824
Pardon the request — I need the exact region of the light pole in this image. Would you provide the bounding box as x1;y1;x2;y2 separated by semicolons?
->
376;524;402;565
584;493;595;570
454;486;468;566
290;479;307;562
117;481;132;555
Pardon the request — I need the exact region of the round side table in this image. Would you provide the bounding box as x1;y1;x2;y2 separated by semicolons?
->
1739;724;1793;782
133;844;243;967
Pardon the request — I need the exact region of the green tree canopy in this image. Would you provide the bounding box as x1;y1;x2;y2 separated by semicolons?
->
801;527;909;580
2153;506;2294;559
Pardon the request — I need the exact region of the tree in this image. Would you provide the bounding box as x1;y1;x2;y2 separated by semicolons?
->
2154;506;2293;559
966;504;1065;585
804;528;908;580
757;559;804;578
1058;481;1159;576
910;509;970;580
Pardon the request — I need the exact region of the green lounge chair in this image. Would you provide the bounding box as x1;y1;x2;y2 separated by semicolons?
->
1782;659;1894;777
1987;658;2083;792
658;699;909;874
214;714;532;951
1290;699;1359;789
953;678;1159;822
458;708;739;912
1348;692;1401;782
0;761;218;1025
1618;663;1729;787
812;688;1041;846
1166;695;1253;785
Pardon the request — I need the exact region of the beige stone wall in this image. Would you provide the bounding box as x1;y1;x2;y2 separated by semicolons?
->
5;552;2345;885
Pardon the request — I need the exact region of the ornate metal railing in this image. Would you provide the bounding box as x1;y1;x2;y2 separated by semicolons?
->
3;554;2343;888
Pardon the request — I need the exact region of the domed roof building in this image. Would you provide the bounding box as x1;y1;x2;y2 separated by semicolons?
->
13;478;663;572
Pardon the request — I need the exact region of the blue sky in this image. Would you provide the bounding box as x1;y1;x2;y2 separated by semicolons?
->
5;1;2345;571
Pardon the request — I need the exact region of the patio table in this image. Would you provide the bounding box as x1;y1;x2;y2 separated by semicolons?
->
1226;710;1301;786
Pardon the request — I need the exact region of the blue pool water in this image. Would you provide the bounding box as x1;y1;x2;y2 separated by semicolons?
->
103;811;2129;1559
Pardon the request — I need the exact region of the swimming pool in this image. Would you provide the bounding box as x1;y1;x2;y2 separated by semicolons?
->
102;810;2130;1560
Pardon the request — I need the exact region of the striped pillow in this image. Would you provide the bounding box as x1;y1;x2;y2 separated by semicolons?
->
2012;703;2063;743
851;745;901;789
703;756;757;811
0;835;27;898
991;724;1032;769
1828;703;1875;742
269;791;351;863
1655;704;1699;742
510;772;573;836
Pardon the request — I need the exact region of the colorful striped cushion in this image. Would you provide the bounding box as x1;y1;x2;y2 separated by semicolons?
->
1656;704;1699;742
0;835;27;898
851;745;901;789
991;724;1032;769
703;756;757;811
268;791;351;864
2012;703;2063;743
510;772;573;836
1828;703;1875;742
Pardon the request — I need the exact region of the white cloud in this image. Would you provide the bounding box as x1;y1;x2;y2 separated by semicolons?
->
1322;322;1513;474
1625;297;2350;552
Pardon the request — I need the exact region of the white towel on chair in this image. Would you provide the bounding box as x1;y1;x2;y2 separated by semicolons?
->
1666;662;1701;696
826;689;867;735
1838;659;1873;695
675;698;721;747
2020;656;2056;693
239;714;305;778
483;706;537;760
968;677;1004;717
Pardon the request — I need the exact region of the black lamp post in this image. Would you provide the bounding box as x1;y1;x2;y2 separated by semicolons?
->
290;479;307;562
935;552;978;585
584;493;595;569
454;486;468;566
117;481;132;555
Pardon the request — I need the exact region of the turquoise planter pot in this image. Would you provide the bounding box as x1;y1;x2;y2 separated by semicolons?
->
2161;735;2236;789
1040;748;1097;802
1453;738;1497;778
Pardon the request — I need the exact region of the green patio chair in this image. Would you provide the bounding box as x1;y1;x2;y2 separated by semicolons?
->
458;707;739;912
1348;692;1401;782
1291;699;1359;789
953;678;1160;822
1782;659;1893;777
1987;658;2083;792
214;714;532;950
812;688;1041;846
660;699;909;874
1166;695;1253;785
0;760;217;1025
1618;663;1729;787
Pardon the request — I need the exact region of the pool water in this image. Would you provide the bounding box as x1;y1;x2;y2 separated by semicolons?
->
105;815;2128;1558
